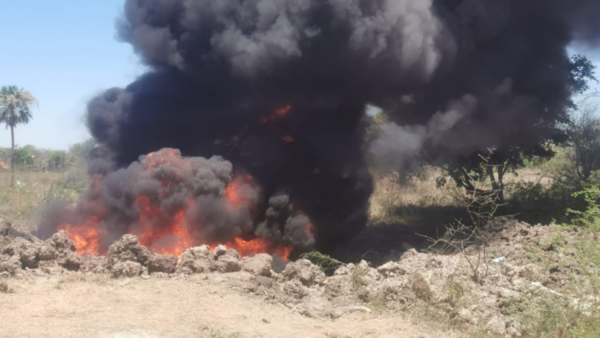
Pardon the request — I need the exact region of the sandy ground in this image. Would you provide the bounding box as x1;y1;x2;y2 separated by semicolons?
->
0;276;464;338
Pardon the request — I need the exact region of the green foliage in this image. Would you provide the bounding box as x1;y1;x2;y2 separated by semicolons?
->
432;56;597;197
569;54;599;97
507;180;581;224
69;139;96;160
44;170;89;204
299;251;344;276
567;184;600;228
12;148;34;167
47;150;68;172
0;85;37;128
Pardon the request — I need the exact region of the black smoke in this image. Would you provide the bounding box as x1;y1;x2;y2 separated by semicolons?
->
51;0;600;252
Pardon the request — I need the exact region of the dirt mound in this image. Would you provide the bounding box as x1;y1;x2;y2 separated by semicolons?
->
107;234;153;267
241;254;272;276
2;218;592;336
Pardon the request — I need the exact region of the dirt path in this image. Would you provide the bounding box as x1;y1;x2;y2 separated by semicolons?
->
0;276;463;338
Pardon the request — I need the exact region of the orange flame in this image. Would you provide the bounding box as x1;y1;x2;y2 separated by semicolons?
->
226;174;254;208
261;105;292;124
57;151;295;260
275;105;292;117
132;196;195;257
225;237;293;261
58;218;105;256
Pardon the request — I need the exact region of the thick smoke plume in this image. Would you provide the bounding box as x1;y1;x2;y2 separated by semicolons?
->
41;0;600;253
39;148;304;257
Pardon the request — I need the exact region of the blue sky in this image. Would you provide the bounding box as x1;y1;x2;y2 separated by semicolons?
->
0;1;145;150
0;2;598;150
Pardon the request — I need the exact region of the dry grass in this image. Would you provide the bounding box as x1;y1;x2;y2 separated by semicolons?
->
368;167;463;226
0;168;89;233
0;171;64;231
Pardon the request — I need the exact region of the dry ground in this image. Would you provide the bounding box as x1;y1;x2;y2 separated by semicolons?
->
0;275;463;338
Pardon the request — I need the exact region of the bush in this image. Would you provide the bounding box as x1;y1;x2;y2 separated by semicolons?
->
299;251;344;276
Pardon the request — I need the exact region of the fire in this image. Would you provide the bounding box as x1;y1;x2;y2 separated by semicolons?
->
275;105;292;117
226;174;254;208
58;218;105;256
131;196;195;257
261;105;292;124
282;135;294;143
55;150;295;260
226;237;293;261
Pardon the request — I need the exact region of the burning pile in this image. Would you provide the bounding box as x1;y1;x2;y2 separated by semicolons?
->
39;149;305;259
37;0;600;256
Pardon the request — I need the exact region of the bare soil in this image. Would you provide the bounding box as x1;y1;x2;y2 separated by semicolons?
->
0;275;462;338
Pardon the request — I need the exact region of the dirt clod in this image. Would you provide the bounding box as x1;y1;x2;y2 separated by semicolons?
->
215;249;241;273
0;254;20;275
177;246;215;274
111;261;144;278
242;254;273;277
0;281;14;294
282;259;325;286
148;254;178;274
48;231;76;253
108;235;153;267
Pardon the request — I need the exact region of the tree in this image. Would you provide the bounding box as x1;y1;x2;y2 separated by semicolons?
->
433;55;598;204
47;150;67;172
566;96;600;181
0;86;37;186
12;148;35;168
69;139;97;160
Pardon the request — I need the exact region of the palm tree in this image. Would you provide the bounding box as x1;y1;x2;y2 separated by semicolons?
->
0;86;38;187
